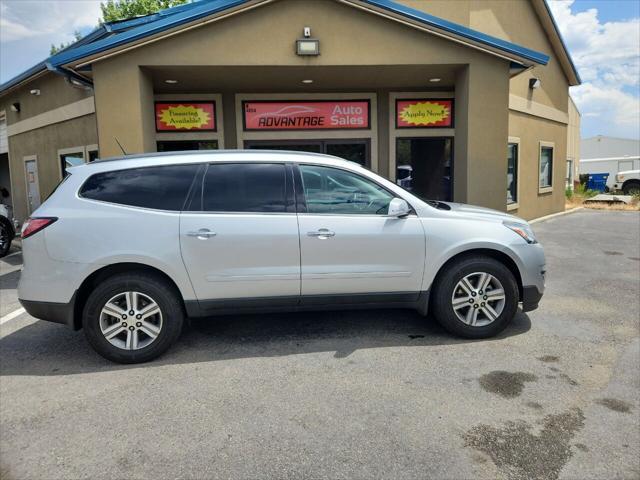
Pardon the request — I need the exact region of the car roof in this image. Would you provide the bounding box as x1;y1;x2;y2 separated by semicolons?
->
68;149;361;174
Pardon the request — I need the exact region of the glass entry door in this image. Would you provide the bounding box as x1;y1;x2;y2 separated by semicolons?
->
396;137;453;201
245;139;370;168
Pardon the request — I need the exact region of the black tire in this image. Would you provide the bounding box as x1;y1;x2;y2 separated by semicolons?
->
82;272;184;363
431;255;519;339
0;219;13;258
622;181;640;196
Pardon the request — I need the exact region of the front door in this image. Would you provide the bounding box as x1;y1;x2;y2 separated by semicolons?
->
180;162;300;308
295;164;425;300
24;158;41;214
396;137;453;201
246;139;370;168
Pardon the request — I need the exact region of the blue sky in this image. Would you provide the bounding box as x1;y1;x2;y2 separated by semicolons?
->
1;0;639;139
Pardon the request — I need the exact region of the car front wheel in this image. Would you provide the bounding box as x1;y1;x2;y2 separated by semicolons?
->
431;256;519;338
82;272;184;363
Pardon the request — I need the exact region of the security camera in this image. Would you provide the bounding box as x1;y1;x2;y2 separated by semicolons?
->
30;89;41;96
529;78;541;89
10;102;20;112
303;27;311;38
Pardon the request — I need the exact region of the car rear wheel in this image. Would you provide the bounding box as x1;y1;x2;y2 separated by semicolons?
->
431;256;519;338
83;273;184;363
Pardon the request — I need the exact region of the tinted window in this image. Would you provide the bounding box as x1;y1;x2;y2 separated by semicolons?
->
539;146;553;188
80;164;199;211
201;163;286;213
300;165;394;215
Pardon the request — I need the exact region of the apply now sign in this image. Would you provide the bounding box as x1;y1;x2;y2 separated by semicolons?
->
155;102;216;131
396;99;453;128
243;101;370;130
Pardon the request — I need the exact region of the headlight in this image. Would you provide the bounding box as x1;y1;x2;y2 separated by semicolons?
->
616;174;624;182
503;221;538;244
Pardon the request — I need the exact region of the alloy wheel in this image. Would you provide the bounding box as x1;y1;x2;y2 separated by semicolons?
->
451;272;506;327
99;291;163;350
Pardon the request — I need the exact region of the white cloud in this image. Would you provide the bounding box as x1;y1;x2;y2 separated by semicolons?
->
548;0;640;139
0;0;102;43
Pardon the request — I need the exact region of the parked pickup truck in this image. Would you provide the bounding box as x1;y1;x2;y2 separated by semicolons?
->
612;170;640;195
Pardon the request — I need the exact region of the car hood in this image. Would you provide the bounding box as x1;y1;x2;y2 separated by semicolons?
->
430;201;525;224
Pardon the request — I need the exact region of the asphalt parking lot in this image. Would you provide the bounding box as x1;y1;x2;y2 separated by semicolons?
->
1;209;639;480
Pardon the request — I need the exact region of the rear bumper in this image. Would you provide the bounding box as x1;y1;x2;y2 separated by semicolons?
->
19;292;77;329
521;285;543;312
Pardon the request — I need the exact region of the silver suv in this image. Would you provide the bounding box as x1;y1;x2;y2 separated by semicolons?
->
18;151;545;363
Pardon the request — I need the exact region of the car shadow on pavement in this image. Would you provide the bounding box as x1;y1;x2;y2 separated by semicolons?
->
0;309;531;376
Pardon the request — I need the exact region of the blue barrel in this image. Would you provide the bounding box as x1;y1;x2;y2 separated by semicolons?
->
586;173;609;192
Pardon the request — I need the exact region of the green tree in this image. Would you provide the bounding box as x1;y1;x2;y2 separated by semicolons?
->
100;0;189;22
50;30;83;55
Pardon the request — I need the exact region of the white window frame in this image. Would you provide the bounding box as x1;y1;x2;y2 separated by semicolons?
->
538;141;555;194
507;136;520;211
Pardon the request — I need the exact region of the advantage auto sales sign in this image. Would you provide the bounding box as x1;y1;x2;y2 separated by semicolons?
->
243;100;370;131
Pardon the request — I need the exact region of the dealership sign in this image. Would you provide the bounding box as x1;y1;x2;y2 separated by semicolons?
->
396;99;453;128
243;101;369;130
155;102;216;131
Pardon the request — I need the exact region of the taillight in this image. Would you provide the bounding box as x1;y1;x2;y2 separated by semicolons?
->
21;217;58;239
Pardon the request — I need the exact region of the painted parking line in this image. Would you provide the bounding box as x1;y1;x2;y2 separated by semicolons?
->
0;307;26;325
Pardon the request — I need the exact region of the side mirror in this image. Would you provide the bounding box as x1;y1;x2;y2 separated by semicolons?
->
387;198;411;217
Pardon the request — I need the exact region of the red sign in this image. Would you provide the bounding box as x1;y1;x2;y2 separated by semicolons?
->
155;102;216;131
243;101;369;131
396;99;453;128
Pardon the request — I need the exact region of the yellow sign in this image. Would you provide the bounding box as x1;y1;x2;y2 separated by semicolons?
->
397;100;452;127
155;103;216;131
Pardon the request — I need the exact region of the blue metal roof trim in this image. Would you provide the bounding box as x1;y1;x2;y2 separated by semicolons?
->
0;61;51;93
363;0;549;65
541;0;581;83
49;0;250;67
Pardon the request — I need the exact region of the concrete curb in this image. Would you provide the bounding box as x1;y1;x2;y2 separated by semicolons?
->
529;206;584;224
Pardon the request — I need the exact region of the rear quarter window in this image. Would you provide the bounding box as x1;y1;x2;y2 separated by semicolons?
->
79;164;200;211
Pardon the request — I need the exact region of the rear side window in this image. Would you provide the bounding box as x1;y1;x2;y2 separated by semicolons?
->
80;164;199;211
198;163;287;213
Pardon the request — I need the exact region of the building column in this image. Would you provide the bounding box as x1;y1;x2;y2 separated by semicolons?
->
454;60;510;210
93;63;156;157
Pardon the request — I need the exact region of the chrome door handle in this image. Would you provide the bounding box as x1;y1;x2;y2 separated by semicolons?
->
307;229;335;238
186;229;217;239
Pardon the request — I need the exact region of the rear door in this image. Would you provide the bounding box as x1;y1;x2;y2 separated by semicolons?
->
180;162;300;306
295;164;425;301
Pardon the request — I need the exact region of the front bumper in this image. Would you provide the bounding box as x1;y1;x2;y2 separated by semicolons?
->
19;292;77;329
521;285;543;312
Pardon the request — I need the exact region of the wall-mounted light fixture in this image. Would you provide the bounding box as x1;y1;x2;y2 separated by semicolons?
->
10;102;20;112
529;77;541;89
296;27;319;56
30;89;41;96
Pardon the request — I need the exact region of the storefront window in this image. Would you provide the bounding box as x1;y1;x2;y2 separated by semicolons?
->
156;140;218;152
245;140;369;168
507;143;518;204
539;145;553;188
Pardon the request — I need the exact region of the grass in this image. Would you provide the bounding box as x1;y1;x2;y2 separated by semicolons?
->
565;185;640;211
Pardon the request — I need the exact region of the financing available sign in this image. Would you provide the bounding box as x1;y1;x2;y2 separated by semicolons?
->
155;102;216;131
243;100;370;131
396;99;453;128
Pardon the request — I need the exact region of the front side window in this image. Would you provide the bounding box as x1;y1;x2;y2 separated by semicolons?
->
507;143;518;204
80;164;199;211
300;164;394;215
539;145;553;188
200;163;287;213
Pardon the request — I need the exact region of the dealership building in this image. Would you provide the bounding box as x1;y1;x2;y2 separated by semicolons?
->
0;0;580;223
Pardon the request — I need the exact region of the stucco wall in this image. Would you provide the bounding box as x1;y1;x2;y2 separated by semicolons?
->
0;73;93;124
7;114;98;222
508;110;567;220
